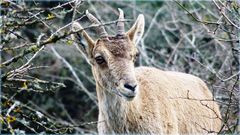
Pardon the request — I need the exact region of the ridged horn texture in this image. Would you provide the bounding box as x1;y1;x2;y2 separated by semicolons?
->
86;10;108;38
117;8;125;35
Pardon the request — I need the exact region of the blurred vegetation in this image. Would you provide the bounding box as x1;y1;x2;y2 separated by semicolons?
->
1;0;239;134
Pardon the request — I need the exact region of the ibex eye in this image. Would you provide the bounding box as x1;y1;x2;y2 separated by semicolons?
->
95;56;105;64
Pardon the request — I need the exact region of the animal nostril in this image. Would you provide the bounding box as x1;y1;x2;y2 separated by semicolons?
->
124;83;137;92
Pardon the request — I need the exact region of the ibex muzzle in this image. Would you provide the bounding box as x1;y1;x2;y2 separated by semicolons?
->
112;58;138;100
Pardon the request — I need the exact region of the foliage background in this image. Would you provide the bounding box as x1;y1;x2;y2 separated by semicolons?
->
1;0;239;134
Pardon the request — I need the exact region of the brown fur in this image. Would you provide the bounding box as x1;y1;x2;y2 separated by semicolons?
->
72;12;222;134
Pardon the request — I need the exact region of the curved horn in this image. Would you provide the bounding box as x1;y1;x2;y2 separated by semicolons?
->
117;8;125;35
86;10;108;38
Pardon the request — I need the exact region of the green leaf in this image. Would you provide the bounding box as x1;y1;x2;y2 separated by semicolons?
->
67;40;73;45
6;115;16;123
47;13;55;19
22;81;28;89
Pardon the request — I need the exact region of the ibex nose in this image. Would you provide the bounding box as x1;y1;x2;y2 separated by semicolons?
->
124;83;137;92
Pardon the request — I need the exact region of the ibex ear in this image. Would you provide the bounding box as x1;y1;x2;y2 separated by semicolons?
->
72;22;95;58
127;14;145;45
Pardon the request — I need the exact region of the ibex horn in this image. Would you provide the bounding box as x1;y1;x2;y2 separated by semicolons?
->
117;8;125;35
86;10;108;38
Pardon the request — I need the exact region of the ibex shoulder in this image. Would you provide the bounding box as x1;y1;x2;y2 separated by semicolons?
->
135;66;204;84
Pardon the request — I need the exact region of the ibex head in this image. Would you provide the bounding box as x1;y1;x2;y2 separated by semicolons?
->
72;9;145;101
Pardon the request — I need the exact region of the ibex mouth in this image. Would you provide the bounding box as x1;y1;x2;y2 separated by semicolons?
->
119;91;136;101
122;94;135;101
112;88;136;101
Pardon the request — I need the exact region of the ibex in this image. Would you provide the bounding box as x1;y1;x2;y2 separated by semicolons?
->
72;9;222;134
